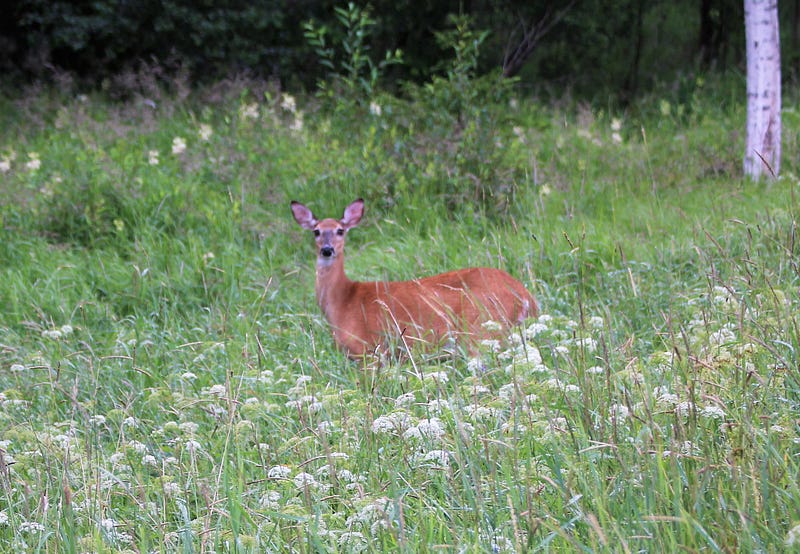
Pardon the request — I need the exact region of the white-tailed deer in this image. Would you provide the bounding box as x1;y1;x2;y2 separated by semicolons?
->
291;198;537;359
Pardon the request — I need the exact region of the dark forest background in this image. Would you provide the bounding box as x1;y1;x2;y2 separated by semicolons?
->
2;1;799;101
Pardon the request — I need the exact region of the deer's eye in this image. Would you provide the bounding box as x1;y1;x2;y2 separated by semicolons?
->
336;228;344;236
313;229;321;237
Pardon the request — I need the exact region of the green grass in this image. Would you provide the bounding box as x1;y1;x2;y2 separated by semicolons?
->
1;81;799;552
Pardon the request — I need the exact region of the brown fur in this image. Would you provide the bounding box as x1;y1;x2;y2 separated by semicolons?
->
292;199;537;359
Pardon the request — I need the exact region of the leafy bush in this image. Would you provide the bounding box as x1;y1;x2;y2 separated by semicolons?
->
303;3;403;105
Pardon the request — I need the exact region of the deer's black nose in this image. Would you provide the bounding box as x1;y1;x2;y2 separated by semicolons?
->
320;246;334;257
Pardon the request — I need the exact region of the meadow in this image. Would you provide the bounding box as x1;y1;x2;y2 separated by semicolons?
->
1;72;799;552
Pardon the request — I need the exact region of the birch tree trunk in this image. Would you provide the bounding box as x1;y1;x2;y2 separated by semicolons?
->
744;0;781;179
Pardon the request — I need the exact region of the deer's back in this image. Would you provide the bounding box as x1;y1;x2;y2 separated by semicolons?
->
340;267;535;355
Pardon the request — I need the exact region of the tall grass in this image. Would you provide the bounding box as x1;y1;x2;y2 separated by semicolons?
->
0;77;798;552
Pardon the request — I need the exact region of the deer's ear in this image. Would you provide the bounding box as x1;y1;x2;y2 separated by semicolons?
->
291;201;318;230
341;198;364;229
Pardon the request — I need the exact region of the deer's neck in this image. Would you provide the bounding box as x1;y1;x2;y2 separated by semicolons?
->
315;256;355;324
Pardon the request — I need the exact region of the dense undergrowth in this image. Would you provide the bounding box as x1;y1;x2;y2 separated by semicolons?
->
0;73;799;552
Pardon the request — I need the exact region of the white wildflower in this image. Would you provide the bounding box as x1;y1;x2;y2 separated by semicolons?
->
420;449;451;467
466;357;485;374
492;536;515;552
395;392;416;408
198;123;213;141
89;415;106;426
10;364;25;372
142;454;158;466
178;421;199;435
347;498;391;528
513;343;543;365
786;523;800;546
498;382;517;400
285;395;322;413
712;286;736;305
184;439;202;453
708;327;736;346
163;481;181;497
19;521;46;533
295;375;312;386
700;405;725;420
369;101;382;116
610;403;630;422
268;465;292;480
544;378;580;393
41;329;62;340
290;113;304;132
465;405;502;422
293;471;318;490
110;452;126;466
99;518;127;542
482;320;502;332
575;337;597;352
676;401;694;418
0;510;8;526
148;149;159;165
627;371;645;385
171;136;186;155
127;440;147;454
427;399;451;414
338;531;368;552
205;384;227;397
589;316;604;328
423;371;449;383
679;441;700;456
239;102;259;120
371;412;411;434
0;157;10;173
525;393;540;406
656;393;680;407
403;417;446;441
259;490;281;509
280;93;297;113
480;339;501;352
25;152;41;171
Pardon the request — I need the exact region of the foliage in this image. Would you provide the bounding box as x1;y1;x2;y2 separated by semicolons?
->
303;3;403;104
1;76;800;552
5;0;800;100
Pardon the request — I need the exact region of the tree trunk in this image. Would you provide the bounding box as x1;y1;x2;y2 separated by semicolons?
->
744;0;781;179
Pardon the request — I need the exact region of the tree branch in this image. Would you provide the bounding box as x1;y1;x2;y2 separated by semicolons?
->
502;1;575;78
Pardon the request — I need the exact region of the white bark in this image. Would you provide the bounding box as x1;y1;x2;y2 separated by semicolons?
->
744;0;781;179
